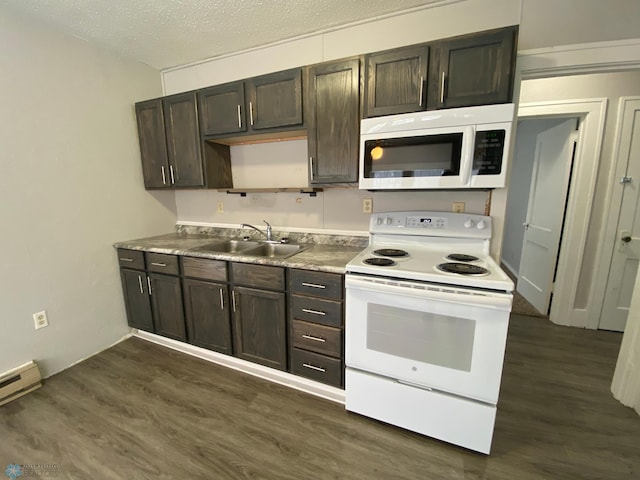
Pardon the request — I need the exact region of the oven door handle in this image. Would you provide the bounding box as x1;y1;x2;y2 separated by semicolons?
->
346;275;512;310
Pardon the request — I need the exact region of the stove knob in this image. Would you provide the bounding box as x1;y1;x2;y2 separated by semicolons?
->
476;220;487;230
376;217;383;225
385;217;393;225
464;218;476;229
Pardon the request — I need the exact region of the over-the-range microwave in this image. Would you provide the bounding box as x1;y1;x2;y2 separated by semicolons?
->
359;103;515;190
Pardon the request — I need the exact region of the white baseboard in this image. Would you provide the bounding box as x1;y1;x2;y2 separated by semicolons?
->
133;330;346;405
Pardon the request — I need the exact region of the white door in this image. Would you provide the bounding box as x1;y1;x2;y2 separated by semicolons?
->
518;119;577;314
600;100;640;331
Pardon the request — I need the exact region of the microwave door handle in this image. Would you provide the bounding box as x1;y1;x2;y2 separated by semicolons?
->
460;126;475;186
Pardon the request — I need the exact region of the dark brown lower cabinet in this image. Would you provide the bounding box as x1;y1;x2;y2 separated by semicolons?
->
149;273;186;342
183;278;232;354
120;268;154;332
232;286;287;371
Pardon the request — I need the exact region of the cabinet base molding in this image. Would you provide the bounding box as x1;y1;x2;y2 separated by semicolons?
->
134;330;345;404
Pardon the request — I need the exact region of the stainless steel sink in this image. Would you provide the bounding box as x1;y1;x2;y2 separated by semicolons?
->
241;243;305;258
191;239;260;253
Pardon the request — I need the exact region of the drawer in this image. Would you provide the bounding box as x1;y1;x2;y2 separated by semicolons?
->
292;320;342;358
290;269;343;300
232;263;285;291
117;249;145;270
146;252;180;275
291;348;342;388
291;294;342;327
182;256;227;282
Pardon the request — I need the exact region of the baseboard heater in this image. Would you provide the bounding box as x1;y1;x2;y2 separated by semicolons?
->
0;361;42;407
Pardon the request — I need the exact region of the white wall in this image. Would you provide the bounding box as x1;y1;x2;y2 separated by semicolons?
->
0;10;177;377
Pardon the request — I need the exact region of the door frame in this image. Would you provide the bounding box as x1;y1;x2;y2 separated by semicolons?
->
589;96;640;329
517;100;606;327
493;38;640;329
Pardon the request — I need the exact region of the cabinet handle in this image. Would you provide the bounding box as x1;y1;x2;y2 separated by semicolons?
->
302;308;326;316
232;290;237;312
309;157;314;181
249;101;254;126
147;276;152;295
161;166;167;185
302;334;326;343
169;165;175;185
440;71;446;104
151;262;167;267
302;363;326;373
137;275;144;294
119;257;134;263
237;104;242;129
301;282;326;289
418;76;424;107
219;288;224;310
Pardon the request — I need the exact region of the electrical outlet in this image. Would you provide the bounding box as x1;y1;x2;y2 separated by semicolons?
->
363;198;373;214
33;310;48;330
452;202;465;213
217;201;224;214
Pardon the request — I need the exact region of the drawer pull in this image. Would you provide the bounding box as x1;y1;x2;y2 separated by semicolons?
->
119;257;134;262
302;363;326;373
302;308;326;316
301;282;326;289
151;262;167;267
302;334;326;343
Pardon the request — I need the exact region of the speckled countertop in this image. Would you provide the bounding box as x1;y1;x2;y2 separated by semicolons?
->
113;228;368;274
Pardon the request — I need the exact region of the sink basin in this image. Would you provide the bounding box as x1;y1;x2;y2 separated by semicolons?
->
241;243;304;259
191;239;260;253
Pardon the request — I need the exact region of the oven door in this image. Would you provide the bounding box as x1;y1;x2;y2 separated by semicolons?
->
358;125;475;190
345;274;511;404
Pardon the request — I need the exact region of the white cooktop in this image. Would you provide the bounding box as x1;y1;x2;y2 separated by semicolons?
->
346;211;514;292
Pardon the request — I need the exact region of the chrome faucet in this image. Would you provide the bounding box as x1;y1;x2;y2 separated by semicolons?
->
241;220;273;242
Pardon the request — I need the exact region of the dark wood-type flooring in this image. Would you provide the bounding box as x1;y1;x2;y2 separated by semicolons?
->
1;314;639;479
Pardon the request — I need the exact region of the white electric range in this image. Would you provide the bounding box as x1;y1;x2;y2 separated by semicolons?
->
345;211;513;454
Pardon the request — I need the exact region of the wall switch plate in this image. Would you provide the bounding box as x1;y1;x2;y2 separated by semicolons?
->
217;201;224;214
33;310;48;330
363;198;373;214
452;202;465;213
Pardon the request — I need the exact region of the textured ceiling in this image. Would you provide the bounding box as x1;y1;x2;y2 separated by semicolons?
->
1;0;446;70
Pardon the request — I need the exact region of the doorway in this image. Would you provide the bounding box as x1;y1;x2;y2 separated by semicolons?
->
502;117;579;316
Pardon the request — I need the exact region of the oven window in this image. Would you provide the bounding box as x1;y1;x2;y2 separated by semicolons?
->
366;303;475;372
363;133;462;179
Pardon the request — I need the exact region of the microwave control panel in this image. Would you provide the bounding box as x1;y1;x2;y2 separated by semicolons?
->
473;130;506;175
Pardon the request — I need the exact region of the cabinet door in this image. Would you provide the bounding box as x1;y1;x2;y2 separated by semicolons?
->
307;58;360;184
198;82;247;136
149;273;186;341
232;286;287;370
120;269;154;332
163;92;204;187
183;278;232;354
428;27;516;109
135;99;169;189
246;69;303;130
364;46;429;118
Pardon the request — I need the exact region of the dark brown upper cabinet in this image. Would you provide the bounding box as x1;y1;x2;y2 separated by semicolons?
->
135;99;169;189
135;92;233;190
198;68;303;139
427;27;517;110
364;46;429;118
307;58;360;184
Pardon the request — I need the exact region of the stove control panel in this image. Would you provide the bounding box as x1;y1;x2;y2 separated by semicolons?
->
369;211;492;239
